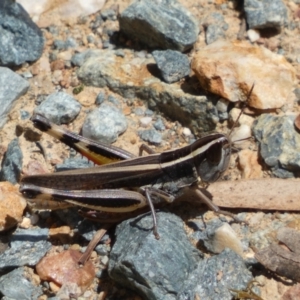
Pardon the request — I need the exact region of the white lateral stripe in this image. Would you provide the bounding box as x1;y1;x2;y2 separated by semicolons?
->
160;136;228;169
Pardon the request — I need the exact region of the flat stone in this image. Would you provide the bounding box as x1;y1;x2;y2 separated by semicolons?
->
0;267;43;300
0;0;44;66
244;0;288;30
0;67;29;128
0;138;23;184
108;212;201;300
252;114;300;177
82;103;127;144
152;50;190;83
191;40;295;109
78;49;220;135
178;249;253;300
0;228;51;271
34;91;81;124
36;250;95;293
119;0;198;52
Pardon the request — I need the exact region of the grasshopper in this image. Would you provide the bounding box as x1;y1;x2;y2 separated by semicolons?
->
20;84;255;248
20;113;235;239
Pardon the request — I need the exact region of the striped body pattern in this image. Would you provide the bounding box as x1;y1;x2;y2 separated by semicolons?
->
20;114;231;215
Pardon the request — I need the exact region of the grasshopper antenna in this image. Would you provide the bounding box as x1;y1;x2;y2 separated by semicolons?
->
228;83;255;138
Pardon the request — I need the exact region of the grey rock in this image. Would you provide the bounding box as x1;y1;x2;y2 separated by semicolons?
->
138;129;162;144
77;49;219;135
134;107;145;116
216;98;229;121
119;0;198;52
0;0;44;66
0;67;29;128
252;114;300;177
87;34;95;43
107;94;121;107
20;110;30;120
82;103;127;144
204;12;228;45
95;91;106;105
178;249;253;300
65;37;77;49
145;109;154;116
95;244;111;256
189;218;225;253
78;220;110;243
101;8;117;21
0;138;23;184
249;215;286;250
244;0;288;30
153;118;165;131
108;212;201;300
90;13;103;30
71;49;103;67
152;50;190;83
115;49;125;57
55;156;94;172
53;39;66;50
35;94;47;105
34;91;81;124
0;267;43;300
0;228;51;271
20;71;33;79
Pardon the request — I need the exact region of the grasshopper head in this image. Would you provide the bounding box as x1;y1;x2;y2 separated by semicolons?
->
193;135;231;183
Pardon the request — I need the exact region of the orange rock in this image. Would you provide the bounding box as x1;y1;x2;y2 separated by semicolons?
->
191;40;296;109
75;87;98;107
49;226;71;236
49;226;73;243
0;182;27;231
50;59;65;71
36;250;95;292
238;149;263;179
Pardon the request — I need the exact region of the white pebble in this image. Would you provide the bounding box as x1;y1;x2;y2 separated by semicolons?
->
182;127;191;137
212;223;243;256
230;124;252;143
247;29;260;42
139;117;152;127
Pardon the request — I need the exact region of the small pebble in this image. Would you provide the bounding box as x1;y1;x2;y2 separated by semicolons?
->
182;127;191;137
153;118;165;131
30;213;40;225
36;250;95;291
230;124;252;143
139;117;152;127
247;29;260;42
212;223;244;256
101;255;109;266
19;217;31;229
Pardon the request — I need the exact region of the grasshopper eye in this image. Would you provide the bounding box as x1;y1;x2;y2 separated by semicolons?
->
19;185;41;199
198;143;231;183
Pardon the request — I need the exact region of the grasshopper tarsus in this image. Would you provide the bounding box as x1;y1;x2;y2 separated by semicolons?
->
139;143;156;156
78;225;111;265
